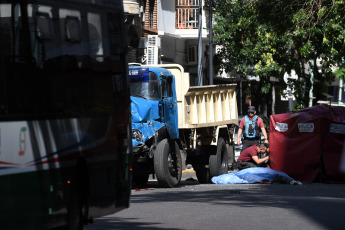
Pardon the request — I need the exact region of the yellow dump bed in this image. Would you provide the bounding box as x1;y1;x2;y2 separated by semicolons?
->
143;64;238;129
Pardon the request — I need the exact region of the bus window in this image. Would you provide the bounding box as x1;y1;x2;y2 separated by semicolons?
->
65;16;81;42
88;13;103;61
59;9;83;55
28;4;53;40
36;12;53;40
27;4;57;62
107;13;123;56
0;4;12;57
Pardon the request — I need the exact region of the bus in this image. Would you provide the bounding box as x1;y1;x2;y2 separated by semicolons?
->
0;0;132;229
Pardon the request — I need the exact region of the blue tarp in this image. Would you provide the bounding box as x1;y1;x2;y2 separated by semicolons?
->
211;167;302;185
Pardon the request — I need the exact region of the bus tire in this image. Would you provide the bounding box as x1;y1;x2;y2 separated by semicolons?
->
209;137;228;178
154;138;182;188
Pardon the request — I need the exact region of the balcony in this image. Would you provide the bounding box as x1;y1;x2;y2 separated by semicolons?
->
176;0;199;29
123;0;140;15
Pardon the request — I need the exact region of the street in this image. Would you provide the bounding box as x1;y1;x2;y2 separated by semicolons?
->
85;171;345;230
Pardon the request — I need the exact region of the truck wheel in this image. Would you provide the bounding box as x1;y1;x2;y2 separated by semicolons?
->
154;138;182;188
68;186;83;230
209;137;228;178
227;143;235;169
194;163;211;184
133;173;149;188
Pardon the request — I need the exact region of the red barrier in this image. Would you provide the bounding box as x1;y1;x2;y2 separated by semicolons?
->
321;106;345;183
269;104;345;183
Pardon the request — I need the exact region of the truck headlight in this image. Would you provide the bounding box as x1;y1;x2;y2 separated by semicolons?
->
132;129;143;142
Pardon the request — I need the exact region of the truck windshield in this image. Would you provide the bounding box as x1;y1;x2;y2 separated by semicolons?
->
130;72;160;100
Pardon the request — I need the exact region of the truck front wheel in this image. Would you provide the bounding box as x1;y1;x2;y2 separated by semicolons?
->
209;137;228;178
154;139;182;188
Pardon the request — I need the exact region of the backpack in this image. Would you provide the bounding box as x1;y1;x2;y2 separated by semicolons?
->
244;115;259;138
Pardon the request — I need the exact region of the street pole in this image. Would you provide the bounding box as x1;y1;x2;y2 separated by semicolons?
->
240;81;242;116
197;0;203;86
288;82;293;112
309;60;314;107
339;76;343;106
272;85;275;115
339;57;345;106
209;0;213;85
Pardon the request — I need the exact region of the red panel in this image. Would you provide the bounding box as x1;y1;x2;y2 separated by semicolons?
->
322;126;345;183
270;125;321;183
269;106;323;182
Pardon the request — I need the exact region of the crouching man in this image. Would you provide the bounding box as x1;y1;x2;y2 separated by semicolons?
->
235;143;269;170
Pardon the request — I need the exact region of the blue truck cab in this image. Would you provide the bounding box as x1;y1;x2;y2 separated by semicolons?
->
129;65;182;187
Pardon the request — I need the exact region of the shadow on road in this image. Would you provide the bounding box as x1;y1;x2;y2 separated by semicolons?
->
87;182;345;230
86;217;182;230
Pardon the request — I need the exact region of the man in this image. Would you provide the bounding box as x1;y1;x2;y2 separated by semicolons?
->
236;144;269;170
237;105;268;151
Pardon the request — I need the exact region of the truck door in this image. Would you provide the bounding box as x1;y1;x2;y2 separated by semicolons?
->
161;76;179;139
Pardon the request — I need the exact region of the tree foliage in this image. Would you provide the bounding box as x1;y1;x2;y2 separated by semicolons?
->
211;0;345;110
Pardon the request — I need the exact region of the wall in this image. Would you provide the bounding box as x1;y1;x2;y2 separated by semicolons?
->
158;0;176;35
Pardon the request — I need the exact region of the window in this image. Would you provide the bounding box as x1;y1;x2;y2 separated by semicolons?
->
65;16;81;42
88;12;103;60
149;0;154;28
36;12;53;40
187;45;197;64
107;13;122;55
176;0;199;29
161;77;173;98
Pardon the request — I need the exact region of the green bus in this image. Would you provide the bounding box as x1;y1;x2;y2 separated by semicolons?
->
0;0;132;229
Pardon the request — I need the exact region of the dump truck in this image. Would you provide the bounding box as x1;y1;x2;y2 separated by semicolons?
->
129;64;238;187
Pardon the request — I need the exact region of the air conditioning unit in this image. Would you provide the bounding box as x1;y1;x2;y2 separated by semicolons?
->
187;45;197;64
147;35;161;47
146;46;158;65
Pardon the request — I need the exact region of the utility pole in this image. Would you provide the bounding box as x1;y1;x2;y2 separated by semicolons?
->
309;60;314;107
197;0;203;86
339;57;345;106
288;82;293;112
209;0;213;85
339;77;343;106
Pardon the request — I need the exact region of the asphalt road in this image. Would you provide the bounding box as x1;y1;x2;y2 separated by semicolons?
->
85;171;345;230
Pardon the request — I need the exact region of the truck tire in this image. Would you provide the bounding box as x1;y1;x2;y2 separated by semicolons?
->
154;138;182;188
133;173;149;188
209;137;228;178
194;163;211;184
67;159;89;230
227;143;235;169
191;147;211;184
68;185;83;230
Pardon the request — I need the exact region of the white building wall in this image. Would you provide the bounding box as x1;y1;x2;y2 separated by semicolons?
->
161;37;176;63
157;1;209;68
158;0;176;35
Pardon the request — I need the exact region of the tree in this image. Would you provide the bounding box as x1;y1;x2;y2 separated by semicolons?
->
211;0;345;112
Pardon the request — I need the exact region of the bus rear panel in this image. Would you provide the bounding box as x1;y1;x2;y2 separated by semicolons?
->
0;0;131;229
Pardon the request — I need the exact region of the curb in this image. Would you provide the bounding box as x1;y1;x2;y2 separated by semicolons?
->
182;170;195;173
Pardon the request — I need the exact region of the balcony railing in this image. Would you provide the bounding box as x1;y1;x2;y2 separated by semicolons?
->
176;0;199;29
